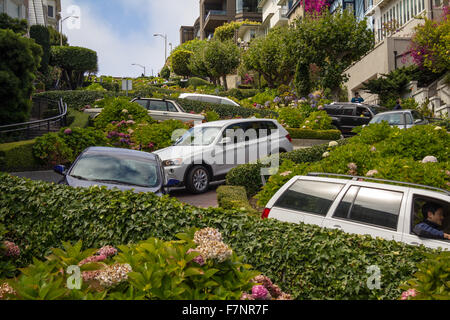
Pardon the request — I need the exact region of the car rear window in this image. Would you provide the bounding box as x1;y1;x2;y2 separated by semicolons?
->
274;180;344;216
333;186;403;230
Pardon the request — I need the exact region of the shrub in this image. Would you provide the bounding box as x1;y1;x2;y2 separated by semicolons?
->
219;88;258;100
160;65;171;80
0;173;433;299
94;97;153;130
0;29;42;125
171;50;192;77
29;25;50;73
33;133;73;166
278;107;305;128
0;140;44;172
34;90;112;110
67;109;90;129
399;251;450;300
0;13;28;35
287;128;341;140
83;83;107;91
133;120;188;152
187;77;211;89
299;110;333;130
58;127;108;161
0;223;19;280
204;110;220;122
216;186;258;216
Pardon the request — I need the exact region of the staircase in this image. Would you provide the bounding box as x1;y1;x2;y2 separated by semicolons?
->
28;0;46;26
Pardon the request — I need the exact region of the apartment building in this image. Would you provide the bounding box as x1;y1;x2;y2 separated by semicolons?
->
180;0;262;43
345;0;448;115
0;0;61;29
257;0;290;34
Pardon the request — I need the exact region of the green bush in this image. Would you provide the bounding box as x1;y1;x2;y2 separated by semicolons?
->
82;83;107;91
0;140;44;172
216;185;258;216
34;90;112;110
278;107;305;128
0;29;42;125
300;110;333;130
133;120;187;151
33;133;73;166
399;251;450;300
287;128;342;140
219;88;258;100
29;25;50;73
0;13;28;35
187;77;211;88
0;173;433;299
0;223;18;280
94;97;153;130
58;127;108;160
67;109;90;129
204;110;220;122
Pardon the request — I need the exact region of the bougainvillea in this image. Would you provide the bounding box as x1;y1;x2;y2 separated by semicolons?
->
303;0;329;14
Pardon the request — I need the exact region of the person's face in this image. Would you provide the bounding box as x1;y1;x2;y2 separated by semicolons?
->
355;93;359;97
428;208;444;226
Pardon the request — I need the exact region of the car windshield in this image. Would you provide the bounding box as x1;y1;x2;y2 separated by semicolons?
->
368;106;387;115
174;127;222;146
370;113;405;125
70;153;160;188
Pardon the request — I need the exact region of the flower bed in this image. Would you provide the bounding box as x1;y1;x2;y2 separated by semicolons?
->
0;172;434;299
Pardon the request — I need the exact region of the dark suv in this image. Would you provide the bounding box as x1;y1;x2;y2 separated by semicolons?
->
323;103;387;136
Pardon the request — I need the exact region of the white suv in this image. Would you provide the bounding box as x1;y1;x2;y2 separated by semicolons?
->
154;118;293;194
263;173;450;250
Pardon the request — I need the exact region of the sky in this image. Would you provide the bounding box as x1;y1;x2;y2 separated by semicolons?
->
60;0;199;78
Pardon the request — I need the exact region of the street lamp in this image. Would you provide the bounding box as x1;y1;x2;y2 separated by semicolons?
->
153;33;168;64
131;63;146;77
58;14;79;46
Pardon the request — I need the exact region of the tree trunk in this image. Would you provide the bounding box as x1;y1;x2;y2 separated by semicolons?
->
222;75;228;91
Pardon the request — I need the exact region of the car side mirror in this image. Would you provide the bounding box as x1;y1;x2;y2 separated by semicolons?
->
54;165;66;175
414;119;422;124
218;137;232;144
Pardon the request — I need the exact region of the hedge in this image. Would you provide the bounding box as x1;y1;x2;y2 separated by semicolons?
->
216;185;259;216
0;173;433;300
0;140;46;172
287;128;342;140
226;139;348;197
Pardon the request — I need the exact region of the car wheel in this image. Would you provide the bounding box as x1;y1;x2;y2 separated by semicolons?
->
186;165;210;194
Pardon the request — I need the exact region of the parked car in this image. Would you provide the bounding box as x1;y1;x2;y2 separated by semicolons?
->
262;172;450;250
54;147;178;196
178;93;240;107
154;118;293;194
323;102;387;136
84;98;205;123
369;109;429;128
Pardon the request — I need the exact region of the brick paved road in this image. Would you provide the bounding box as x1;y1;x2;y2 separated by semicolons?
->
10;171;220;208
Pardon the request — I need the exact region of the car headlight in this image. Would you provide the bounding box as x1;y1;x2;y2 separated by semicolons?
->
162;158;183;167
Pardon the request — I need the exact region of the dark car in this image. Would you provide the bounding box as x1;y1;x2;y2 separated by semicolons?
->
54;147;178;196
323;102;388;136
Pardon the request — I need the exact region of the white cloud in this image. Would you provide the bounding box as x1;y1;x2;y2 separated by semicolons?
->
61;0;199;77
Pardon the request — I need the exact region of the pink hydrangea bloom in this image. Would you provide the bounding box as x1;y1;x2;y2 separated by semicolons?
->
251;285;270;300
186;248;205;266
97;246;117;258
401;288;418;300
78;254;107;266
64;128;72;135
3;241;20;258
240;292;255;300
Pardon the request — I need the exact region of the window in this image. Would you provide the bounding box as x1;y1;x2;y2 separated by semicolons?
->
148;100;168;111
274;180;344;216
167;102;178;112
200;96;220;104
372;113;406;125
6;0;20;18
223;122;259;141
411;196;450;237
356;107;370;117
411;110;424;122
406;113;413;124
48;5;54;18
333;187;403;230
342;107;355;116
134;99;148;109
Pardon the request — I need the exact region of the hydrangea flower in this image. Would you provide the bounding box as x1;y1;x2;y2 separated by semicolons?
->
186;248;205;266
122;109;129;114
251;285;270;300
193;228;223;245
370;146;377;152
280;171;292;177
78;254;107;266
328;141;338;147
240;292;255;300
322;152;330;158
401;288;417;300
0;283;16;300
422;156;438;163
3;241;20;258
64;128;72;135
366;169;379;177
95;263;132;288
97;246;117;258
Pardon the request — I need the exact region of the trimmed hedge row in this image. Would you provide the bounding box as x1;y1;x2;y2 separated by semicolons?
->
226;139;348;197
287;128;342;140
0;173;432;299
216;185;259;216
0;140;46;172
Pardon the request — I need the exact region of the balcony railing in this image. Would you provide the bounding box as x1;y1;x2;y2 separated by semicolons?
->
204;10;227;22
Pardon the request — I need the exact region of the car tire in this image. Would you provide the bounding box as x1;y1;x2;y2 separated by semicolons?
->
186;165;210;194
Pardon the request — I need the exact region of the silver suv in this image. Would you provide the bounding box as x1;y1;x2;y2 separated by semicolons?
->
154;118;293;194
263;173;450;250
369;109;429;129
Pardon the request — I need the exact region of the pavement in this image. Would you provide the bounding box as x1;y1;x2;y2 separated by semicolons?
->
10;170;220;208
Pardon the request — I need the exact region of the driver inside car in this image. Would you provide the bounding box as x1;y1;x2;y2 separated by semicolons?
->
413;203;450;240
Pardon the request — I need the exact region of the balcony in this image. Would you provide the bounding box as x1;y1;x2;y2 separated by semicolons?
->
204;10;229;31
270;7;288;27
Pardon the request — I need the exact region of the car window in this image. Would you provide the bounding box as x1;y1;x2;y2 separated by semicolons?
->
356;107;370;117
261;121;278;137
342;108;354;116
148;101;168;111
333;186;403;230
405;113;413;125
371;113;405;125
201;96;220;104
167;102;178;112
223;122;259;142
274;180;345;216
134;99;148;109
411;110;424;121
411;196;450;238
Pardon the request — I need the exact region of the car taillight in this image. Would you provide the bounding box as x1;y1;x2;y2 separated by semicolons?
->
261;208;271;219
286;134;292;143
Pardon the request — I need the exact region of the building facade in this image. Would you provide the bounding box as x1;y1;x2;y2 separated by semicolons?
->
0;0;61;29
0;0;28;20
257;0;289;34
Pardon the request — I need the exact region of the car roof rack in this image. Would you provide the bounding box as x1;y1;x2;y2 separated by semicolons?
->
306;172;450;196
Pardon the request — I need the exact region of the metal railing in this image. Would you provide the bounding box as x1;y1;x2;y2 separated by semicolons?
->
0;98;68;141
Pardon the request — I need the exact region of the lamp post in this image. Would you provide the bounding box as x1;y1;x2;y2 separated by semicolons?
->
153;33;167;64
58;14;79;46
131;63;146;77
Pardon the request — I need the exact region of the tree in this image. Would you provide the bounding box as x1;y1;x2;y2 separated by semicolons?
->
292;9;374;99
242;26;297;89
409;10;450;74
30;25;51;73
0;13;27;35
0;29;42;125
171;50;193;78
47;26;68;46
188;40;216;83
160;65;170;79
50;46;98;90
203;40;240;90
